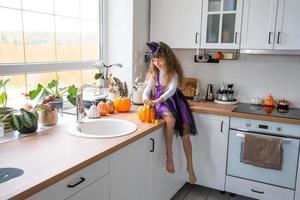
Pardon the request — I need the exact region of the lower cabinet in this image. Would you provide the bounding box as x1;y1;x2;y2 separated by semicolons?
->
110;127;185;200
192;113;229;191
28;157;109;200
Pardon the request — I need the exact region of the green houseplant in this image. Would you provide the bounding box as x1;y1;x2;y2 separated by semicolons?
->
0;79;15;132
29;79;78;109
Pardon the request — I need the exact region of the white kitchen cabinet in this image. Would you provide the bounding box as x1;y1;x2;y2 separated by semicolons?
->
192;113;229;191
241;0;300;50
200;0;243;49
240;0;278;49
150;128;185;200
150;0;202;48
28;157;109;200
110;133;152;200
294;144;300;200
67;175;109;200
110;127;185;200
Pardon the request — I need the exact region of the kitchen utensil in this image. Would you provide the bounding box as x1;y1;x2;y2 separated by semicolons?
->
251;97;262;105
132;82;145;105
205;84;214;101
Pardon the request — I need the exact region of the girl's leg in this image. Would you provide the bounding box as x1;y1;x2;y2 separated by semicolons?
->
182;125;197;184
162;114;176;173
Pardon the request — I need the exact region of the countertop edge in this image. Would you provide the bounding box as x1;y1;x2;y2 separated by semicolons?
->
8;122;165;200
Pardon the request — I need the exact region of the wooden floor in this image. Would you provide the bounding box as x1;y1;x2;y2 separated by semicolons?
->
172;183;256;200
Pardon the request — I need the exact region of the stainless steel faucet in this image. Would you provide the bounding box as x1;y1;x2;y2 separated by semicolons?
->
76;84;99;123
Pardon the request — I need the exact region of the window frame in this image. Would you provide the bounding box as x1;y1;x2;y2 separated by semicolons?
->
0;0;104;75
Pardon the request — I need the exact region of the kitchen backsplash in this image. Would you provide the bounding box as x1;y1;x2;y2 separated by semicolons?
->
174;49;300;108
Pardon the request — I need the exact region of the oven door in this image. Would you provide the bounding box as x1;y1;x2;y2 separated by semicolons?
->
227;129;300;189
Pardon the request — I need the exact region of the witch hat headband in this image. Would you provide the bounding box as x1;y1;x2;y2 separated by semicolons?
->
146;42;161;57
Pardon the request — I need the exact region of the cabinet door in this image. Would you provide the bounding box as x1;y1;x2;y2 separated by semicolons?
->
274;0;300;50
110;135;151;200
150;128;185;200
67;175;109;200
201;0;243;49
150;0;202;48
240;0;278;49
192;113;229;191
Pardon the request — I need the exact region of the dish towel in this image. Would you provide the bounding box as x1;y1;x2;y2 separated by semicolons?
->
243;134;283;170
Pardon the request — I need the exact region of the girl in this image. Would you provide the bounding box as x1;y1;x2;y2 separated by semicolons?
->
143;41;197;184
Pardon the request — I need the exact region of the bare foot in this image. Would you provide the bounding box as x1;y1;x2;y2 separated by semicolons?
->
187;168;197;184
166;158;175;173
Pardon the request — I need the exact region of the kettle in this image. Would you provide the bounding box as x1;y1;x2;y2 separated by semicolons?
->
132;82;145;105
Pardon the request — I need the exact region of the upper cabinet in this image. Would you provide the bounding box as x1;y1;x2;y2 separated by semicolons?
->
200;0;243;49
241;0;300;50
150;0;202;48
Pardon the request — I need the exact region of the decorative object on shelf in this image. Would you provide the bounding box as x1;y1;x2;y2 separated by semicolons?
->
29;79;78;110
36;104;58;126
138;105;155;123
194;49;239;63
10;108;38;134
277;99;289;113
114;97;131;113
131;76;146;105
108;77;128;99
263;94;276;107
214;51;224;60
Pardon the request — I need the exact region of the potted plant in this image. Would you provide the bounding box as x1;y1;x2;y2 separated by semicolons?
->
36;104;58;126
29;79;78;109
0;79;15;132
10;108;39;134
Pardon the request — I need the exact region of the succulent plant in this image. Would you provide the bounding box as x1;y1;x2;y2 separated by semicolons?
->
10;109;39;134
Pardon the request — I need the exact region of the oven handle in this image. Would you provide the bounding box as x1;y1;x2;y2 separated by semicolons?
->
236;132;291;144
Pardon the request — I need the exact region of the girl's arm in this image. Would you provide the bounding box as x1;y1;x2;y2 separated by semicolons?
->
160;73;178;101
142;78;155;103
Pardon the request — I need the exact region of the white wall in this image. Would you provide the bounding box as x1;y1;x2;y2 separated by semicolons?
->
106;0;149;93
174;49;300;107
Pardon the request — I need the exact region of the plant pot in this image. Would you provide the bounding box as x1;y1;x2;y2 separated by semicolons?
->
0;107;15;133
18;121;38;134
99;79;109;88
38;109;58;126
48;97;63;110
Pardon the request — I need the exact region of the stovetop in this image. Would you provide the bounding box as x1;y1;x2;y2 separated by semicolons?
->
233;103;300;120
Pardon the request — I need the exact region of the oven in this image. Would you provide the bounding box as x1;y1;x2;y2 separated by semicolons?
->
227;117;300;190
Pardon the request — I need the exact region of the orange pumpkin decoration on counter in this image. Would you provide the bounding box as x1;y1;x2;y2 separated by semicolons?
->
106;100;115;114
138;105;155;123
263;94;276;107
114;97;131;112
97;101;109;116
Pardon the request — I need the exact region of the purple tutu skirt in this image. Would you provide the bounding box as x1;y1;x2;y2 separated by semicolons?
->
154;86;197;136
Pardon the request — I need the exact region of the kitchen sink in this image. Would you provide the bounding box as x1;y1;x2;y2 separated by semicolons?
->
66;119;137;138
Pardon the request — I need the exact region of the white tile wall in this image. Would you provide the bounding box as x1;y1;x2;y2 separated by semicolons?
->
174;49;300;107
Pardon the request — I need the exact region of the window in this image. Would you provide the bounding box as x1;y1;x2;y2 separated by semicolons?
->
0;0;102;74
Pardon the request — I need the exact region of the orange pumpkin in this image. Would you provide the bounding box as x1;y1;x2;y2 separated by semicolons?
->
138;105;155;123
106;100;115;114
114;97;131;112
97;101;109;116
263;94;276;107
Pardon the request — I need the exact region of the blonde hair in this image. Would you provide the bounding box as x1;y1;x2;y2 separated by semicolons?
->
146;42;183;87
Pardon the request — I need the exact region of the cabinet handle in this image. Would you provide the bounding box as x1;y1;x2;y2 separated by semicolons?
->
220;121;224;133
268;32;272;44
195;32;199;44
277;31;281;44
67;177;86;188
251;189;264;194
150;138;155;152
234;32;238;44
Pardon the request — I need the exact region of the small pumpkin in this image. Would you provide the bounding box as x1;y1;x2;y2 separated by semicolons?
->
114;97;131;112
263;94;276;107
106;100;115;114
97;101;109;116
214;51;224;60
138;105;155;123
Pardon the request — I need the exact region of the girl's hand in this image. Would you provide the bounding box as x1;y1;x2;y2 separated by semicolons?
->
144;98;150;105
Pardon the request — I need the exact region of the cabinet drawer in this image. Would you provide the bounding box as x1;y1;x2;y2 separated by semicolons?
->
28;157;109;200
225;176;294;200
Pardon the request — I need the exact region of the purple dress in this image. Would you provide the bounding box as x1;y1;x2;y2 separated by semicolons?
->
153;74;197;136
